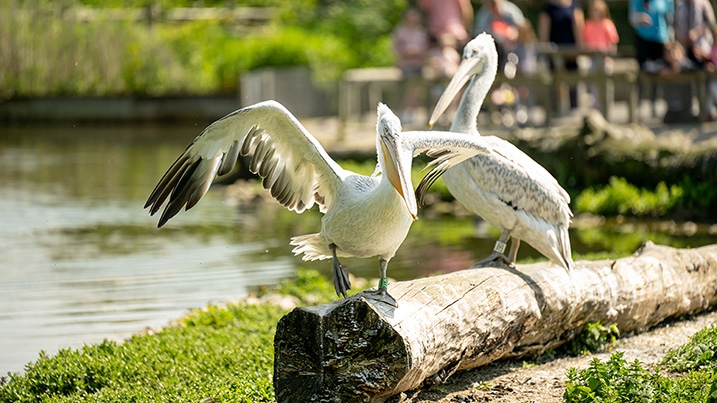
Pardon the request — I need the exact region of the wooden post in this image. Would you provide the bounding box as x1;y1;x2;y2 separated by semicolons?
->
628;71;639;124
698;71;708;123
274;243;717;402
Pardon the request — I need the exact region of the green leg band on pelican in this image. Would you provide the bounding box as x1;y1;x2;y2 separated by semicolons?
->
378;277;389;290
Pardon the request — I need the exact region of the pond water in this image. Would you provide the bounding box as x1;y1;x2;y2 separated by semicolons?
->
1;123;715;374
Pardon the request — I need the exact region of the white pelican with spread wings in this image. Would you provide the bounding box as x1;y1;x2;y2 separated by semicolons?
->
146;101;492;306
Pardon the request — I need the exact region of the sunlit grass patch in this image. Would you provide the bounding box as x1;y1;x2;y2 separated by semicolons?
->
0;303;283;403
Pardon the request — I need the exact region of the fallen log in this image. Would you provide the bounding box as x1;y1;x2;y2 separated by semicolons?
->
273;242;717;403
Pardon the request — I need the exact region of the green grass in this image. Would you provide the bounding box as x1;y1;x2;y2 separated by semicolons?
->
0;304;283;402
564;325;717;402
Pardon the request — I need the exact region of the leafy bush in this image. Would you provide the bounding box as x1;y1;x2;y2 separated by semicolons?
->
278;0;404;67
563;322;620;356
564;353;671;403
564;325;717;403
675;176;717;212
662;325;717;373
158;23;355;92
576;177;683;217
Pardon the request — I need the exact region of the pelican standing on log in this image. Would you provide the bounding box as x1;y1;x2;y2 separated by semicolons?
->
145;101;492;306
420;33;574;270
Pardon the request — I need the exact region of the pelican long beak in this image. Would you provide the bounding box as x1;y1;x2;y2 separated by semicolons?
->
428;57;484;129
380;136;418;220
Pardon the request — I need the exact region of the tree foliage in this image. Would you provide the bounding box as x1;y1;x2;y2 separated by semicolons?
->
2;0;407;96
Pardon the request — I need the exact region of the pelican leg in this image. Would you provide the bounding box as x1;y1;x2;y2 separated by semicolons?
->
472;231;514;268
507;238;521;265
330;243;351;298
361;258;398;308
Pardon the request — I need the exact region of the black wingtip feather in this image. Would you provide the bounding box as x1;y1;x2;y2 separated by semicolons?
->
145;156;189;209
415;166;446;205
150;158;203;227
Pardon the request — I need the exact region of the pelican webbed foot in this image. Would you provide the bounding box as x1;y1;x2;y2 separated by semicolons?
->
472;237;516;269
330;244;351;298
361;286;398;308
471;251;515;269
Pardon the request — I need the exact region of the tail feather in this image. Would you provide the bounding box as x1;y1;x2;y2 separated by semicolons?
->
556;225;574;271
289;233;331;261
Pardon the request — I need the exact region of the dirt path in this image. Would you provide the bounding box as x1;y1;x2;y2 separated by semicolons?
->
400;309;717;403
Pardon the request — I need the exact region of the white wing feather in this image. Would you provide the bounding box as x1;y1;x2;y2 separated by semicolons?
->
145;100;346;227
403;130;493;204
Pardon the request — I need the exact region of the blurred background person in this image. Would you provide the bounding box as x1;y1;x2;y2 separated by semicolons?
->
514;20;539;125
392;7;430;123
474;0;526;69
643;40;699;122
424;33;462;126
674;0;715;66
641;41;695;76
630;0;682;122
582;0;620;108
583;0;620;57
420;0;474;50
708;24;717;119
630;0;674;70
539;0;585;110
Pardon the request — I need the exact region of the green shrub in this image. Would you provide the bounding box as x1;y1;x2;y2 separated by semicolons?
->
662;325;717;373
576;177;683;217
563;322;620;356
564;325;717;403
676;176;717;212
564;353;671;403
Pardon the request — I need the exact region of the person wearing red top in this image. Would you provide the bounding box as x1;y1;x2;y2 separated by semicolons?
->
419;0;474;49
392;8;430;123
582;0;619;108
582;0;620;54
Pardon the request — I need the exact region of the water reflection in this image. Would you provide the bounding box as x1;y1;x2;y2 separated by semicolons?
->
0;124;715;375
0;124;296;374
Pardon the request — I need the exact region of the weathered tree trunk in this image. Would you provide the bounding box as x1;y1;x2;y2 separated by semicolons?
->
273;242;717;403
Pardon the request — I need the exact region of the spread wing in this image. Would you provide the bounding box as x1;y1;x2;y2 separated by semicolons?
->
403;130;493;203
145;100;347;227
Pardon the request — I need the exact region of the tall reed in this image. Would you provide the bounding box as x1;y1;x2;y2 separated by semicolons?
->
0;0;212;97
